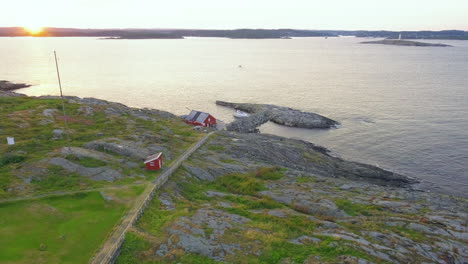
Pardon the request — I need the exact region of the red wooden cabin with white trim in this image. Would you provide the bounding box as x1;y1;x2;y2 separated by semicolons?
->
144;152;163;171
184;110;217;127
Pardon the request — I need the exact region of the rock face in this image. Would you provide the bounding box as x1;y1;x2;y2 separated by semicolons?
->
0;80;31;91
48;157;123;182
127;130;467;264
216;100;339;133
207;131;417;187
361;39;452;47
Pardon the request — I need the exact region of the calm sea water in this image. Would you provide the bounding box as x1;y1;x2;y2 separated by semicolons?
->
2;37;468;197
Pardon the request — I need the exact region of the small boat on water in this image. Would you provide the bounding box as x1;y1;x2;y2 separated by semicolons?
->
233;110;249;118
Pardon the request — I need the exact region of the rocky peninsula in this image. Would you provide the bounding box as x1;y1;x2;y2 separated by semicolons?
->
216;100;339;133
1;90;467;264
361;39;452;47
0;80;31;91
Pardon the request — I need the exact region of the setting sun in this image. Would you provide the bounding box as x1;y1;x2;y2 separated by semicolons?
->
24;26;44;35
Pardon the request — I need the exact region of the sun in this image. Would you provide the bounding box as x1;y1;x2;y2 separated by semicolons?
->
24;26;44;35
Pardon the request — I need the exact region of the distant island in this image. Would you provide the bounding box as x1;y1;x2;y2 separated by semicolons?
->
1;27;468;40
361;39;452;47
101;32;184;39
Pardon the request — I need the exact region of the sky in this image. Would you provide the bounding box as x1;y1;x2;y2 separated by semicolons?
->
2;0;468;31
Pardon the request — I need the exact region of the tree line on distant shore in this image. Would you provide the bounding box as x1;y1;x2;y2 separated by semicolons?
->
1;27;467;40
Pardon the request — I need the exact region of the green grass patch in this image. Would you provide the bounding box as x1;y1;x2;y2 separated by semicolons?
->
254;167;285;180
303;152;325;164
64;155;107;168
223;195;282;210
388;226;426;242
0;191;130;264
219;159;238;164
295;176;316;183
136;194;192;237
0;154;26;167
258;237;371;263
115;232;152;264
213;173;265;195
207;145;225;151
335;199;381;217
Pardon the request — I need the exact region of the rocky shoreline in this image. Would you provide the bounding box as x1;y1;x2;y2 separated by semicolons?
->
216;100;339;133
0;80;31;91
2;90;467;263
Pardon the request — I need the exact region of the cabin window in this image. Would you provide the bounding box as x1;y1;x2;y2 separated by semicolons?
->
150;162;155;166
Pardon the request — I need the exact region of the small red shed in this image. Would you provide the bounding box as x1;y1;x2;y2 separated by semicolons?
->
184;110;217;127
144;152;163;171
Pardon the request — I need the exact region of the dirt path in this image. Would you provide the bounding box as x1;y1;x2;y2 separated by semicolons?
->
89;131;214;264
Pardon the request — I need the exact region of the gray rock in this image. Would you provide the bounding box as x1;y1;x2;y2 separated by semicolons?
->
100;191;113;201
183;165;214;181
52;129;64;140
266;210;287;218
84;138;152;160
43;109;58;118
218;202;232;208
217;131;417;187
159;193;175;210
48;157;123;182
155;244;168;257
407;223;452;237
204;191;229;197
217;101;339;132
288;235;321;245
77;105;94;116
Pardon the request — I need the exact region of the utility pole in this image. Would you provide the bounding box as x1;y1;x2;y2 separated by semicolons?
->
54;51;71;147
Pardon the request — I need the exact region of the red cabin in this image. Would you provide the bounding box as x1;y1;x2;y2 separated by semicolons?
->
144;152;163;171
184;110;217;127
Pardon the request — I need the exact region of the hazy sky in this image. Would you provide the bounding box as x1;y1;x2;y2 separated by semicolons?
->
3;0;468;30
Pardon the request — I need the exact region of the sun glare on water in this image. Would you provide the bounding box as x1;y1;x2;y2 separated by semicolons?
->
24;26;44;35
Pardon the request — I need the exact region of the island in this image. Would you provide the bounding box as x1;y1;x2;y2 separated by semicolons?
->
216;100;339;133
361;39;452;47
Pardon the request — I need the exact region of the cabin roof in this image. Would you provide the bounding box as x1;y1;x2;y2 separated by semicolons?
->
144;152;162;164
185;110;211;124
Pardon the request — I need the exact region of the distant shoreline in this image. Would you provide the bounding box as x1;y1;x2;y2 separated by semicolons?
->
361;39;452;47
2;27;468;40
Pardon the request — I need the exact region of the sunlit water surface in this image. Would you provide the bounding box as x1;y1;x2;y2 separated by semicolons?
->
2;37;467;197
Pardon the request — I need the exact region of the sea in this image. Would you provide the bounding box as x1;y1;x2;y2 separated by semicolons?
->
1;36;467;197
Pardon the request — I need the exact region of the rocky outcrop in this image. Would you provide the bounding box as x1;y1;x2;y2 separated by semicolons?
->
48;157;123;182
216;100;339;133
0;80;31;91
202;131;417;187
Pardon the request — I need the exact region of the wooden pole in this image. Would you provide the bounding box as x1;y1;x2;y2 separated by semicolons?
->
54;51;71;145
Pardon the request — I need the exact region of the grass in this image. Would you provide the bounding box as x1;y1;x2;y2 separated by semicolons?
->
206;145;225;151
119;166;382;264
335;199;381;217
211;167;285;195
257;238;371;263
295;176;316;183
0;96;202;198
136;192;191;237
64;155;107;168
0;191;134;264
213;172;265;195
0;154;26;166
115;232;151;264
